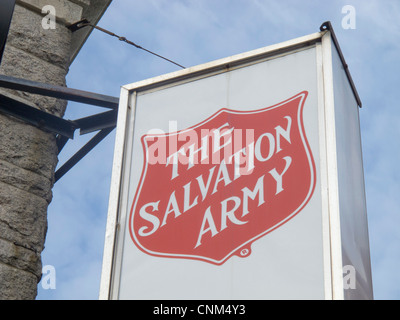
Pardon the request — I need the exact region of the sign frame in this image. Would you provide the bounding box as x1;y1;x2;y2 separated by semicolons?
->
99;29;373;300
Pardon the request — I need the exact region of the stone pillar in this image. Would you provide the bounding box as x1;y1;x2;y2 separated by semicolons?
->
0;0;111;299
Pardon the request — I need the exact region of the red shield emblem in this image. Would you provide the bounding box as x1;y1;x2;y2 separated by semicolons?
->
129;91;316;265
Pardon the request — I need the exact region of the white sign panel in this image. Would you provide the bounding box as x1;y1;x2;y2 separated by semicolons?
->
100;29;373;300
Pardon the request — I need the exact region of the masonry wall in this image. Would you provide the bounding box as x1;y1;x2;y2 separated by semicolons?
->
0;0;103;300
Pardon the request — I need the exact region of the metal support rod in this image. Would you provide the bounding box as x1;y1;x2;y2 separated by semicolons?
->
0;74;119;109
0;93;77;138
55;126;115;182
0;74;120;182
74;109;118;135
67;19;186;69
56;134;70;154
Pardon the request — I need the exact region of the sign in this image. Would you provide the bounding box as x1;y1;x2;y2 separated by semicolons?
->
130;91;316;265
100;29;373;300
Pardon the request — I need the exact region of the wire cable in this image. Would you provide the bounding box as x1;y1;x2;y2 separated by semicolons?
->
75;21;186;69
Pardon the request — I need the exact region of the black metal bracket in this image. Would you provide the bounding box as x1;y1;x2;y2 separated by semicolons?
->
67;19;91;32
54;126;115;182
320;21;362;108
0;93;77;139
0;75;119;109
0;74;119;182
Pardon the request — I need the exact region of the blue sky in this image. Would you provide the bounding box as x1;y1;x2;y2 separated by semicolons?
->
37;0;400;300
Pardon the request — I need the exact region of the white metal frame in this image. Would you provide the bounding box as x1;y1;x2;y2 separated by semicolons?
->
320;31;345;300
